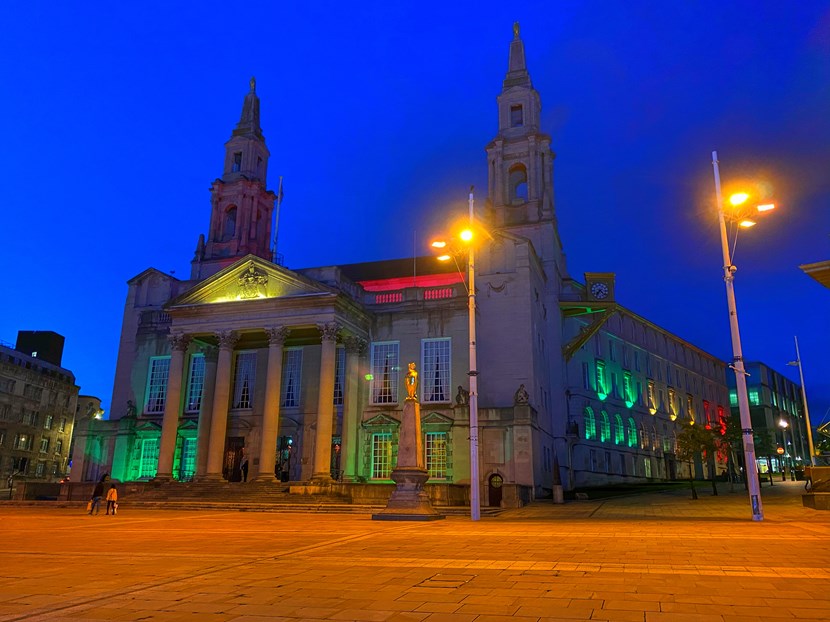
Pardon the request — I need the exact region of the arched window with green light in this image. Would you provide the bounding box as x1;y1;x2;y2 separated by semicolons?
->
614;413;624;445
584;407;596;440
627;417;638;448
600;411;611;443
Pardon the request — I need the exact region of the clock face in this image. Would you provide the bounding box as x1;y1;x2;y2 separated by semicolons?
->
590;282;609;300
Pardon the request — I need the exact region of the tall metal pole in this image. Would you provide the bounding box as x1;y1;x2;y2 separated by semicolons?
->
793;336;817;466
712;150;764;521
467;188;481;521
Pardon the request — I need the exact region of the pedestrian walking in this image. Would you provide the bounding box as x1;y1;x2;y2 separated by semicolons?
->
105;484;118;515
89;475;107;515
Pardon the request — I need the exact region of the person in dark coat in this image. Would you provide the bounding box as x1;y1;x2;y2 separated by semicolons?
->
88;473;108;515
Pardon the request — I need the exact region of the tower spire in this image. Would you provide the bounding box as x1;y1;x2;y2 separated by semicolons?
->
233;76;262;140
504;22;531;89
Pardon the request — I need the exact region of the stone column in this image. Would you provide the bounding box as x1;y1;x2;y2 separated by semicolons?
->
204;331;239;480
340;336;365;482
195;347;218;478
310;322;339;484
155;333;191;480
255;326;290;481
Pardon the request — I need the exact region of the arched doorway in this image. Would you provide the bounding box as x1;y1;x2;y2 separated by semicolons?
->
488;473;503;507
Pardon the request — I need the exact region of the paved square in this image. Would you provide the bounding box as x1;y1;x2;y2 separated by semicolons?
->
1;480;828;621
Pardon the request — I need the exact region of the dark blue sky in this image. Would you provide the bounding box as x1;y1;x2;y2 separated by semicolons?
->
2;2;828;424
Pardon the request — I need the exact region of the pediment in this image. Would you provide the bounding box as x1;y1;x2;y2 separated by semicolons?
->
166;255;335;308
177;420;199;432
362;412;400;427
421;411;453;426
135;420;161;433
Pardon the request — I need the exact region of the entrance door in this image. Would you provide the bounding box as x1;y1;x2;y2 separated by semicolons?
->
488;473;503;507
223;437;245;482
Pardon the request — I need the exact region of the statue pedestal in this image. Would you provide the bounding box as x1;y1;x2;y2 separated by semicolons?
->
373;398;443;521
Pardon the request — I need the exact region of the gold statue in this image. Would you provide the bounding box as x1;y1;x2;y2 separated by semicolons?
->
405;362;418;400
513;21;520;38
250;76;256;92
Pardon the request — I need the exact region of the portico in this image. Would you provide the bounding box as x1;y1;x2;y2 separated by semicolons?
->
151;255;371;485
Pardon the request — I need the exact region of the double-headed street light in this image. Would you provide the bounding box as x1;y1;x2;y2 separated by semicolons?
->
431;188;481;521
788;336;817;466
712;150;776;522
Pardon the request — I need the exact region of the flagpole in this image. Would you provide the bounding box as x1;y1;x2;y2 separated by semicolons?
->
272;176;284;263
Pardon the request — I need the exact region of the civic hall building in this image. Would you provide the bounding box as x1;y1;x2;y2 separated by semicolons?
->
71;27;733;507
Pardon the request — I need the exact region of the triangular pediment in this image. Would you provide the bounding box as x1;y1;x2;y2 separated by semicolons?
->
421;411;454;426
166;255;335;308
362;412;400;427
135;420;161;434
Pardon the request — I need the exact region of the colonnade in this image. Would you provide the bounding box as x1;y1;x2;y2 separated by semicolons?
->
153;323;367;484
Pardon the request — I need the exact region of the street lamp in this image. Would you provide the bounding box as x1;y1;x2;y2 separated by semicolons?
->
778;419;791;481
788;335;817;466
712;150;775;522
431;188;481;521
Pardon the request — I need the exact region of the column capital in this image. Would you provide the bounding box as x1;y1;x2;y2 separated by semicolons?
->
200;345;219;363
317;322;340;343
266;326;290;346
343;335;367;355
168;332;192;352
216;330;239;351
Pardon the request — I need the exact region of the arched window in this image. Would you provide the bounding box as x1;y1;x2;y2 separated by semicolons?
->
614;414;624;445
627;417;638;448
584;407;596;441
222;206;237;242
508;164;528;204
600;411;611;443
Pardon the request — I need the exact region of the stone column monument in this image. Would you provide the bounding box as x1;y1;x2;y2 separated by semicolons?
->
373;363;443;521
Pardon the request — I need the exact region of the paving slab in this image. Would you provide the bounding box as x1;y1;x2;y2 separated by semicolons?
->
0;480;827;621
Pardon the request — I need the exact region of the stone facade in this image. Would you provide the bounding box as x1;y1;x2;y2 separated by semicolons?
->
73;26;736;506
0;335;79;484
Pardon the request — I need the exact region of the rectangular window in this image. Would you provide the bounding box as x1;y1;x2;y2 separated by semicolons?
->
179;437;196;480
425;432;447;479
371;342;400;404
686;394;695;420
23;385;43;401
281;348;303;408
668;388;677;418
232;151;242;172
421;338;451;403
0;430;5;446
582;362;591;390
39;437;49;453
333;346;345;406
144;356;171;414
59;417;67;433
43;414;53;430
0;377;15;394
510;104;523;127
634;351;641;372
644;457;652;478
232;351;257;409
729;390;738;406
749;388;760;406
371;433;393;479
55;438;63;454
595;360;607;398
139;438;159;479
647;380;656;411
609;340;616;361
185;354;206;413
622;372;632;404
35;461;46;477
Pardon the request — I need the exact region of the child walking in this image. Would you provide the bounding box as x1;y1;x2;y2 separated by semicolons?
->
105;484;118;515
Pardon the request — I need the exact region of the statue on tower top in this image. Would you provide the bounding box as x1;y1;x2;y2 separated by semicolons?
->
513;21;520;38
250;76;256;92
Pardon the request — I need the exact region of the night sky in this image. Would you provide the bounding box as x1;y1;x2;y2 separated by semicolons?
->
2;2;828;425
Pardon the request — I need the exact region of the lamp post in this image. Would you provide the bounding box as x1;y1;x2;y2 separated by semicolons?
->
712;150;765;521
778;419;790;481
788;336;817;466
430;188;481;521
